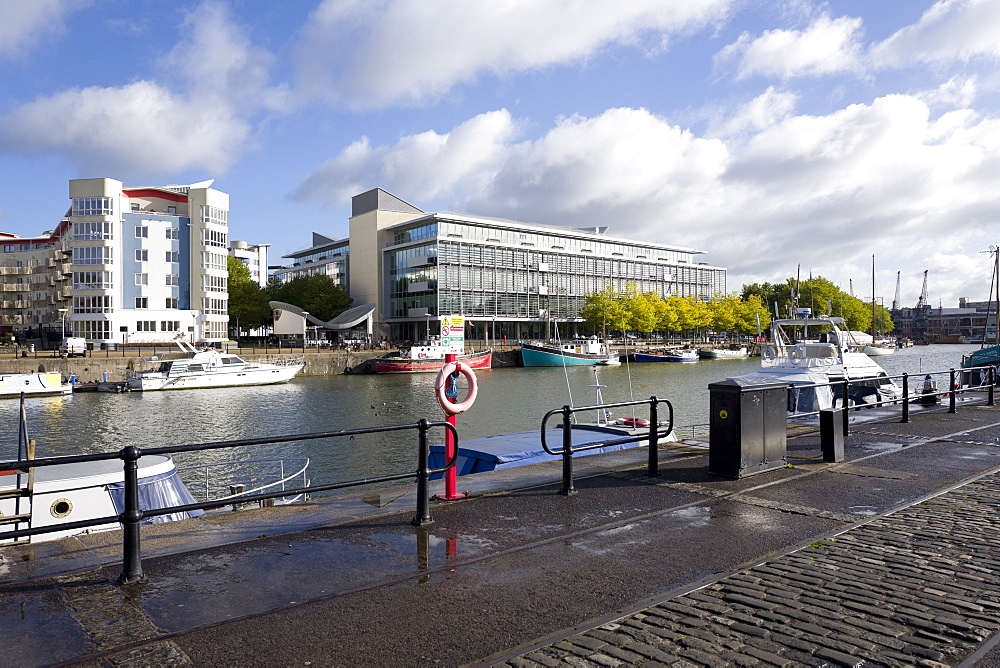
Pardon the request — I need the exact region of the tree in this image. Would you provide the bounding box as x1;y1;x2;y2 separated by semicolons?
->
228;256;272;333
736;294;771;335
267;274;353;322
580;287;619;337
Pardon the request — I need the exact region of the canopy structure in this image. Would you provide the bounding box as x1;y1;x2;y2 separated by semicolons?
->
270;302;376;337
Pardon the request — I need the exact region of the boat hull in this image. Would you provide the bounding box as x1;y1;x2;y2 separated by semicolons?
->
0;372;72;398
635;350;699;362
374;350;492;374
521;344;617;367
699;347;749;359
127;364;303;391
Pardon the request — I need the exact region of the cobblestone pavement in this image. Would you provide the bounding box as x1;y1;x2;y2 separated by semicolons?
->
501;472;1000;667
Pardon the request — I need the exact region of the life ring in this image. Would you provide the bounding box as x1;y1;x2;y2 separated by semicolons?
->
435;361;478;415
761;346;776;362
789;347;803;361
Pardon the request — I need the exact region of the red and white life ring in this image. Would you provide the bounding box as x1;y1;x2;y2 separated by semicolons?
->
435;361;478;415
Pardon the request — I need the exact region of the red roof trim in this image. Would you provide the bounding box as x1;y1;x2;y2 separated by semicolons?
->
123;188;188;203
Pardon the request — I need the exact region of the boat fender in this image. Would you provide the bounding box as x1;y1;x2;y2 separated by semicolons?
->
435;361;478;415
761;346;776;362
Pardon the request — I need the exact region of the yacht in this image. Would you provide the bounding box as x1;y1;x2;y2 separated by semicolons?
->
126;340;303;391
733;314;903;414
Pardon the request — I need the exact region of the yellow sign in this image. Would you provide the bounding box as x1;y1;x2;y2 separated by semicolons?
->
441;316;465;354
719;409;728;419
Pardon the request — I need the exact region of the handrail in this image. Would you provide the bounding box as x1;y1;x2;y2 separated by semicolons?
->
0;419;459;585
176;457;311;504
539;396;673;495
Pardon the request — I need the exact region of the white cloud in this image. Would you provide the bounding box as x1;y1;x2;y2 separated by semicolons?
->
292;109;522;203
293;0;734;109
0;1;274;178
0;0;84;60
871;0;1000;69
715;14;864;80
296;95;1000;304
707;87;799;138
0;81;250;176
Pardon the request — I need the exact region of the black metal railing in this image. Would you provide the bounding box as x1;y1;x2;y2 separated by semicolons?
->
539;397;673;496
0;419;458;585
784;365;996;426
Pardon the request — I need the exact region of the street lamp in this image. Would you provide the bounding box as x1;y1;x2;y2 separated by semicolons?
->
57;308;68;338
302;311;310;347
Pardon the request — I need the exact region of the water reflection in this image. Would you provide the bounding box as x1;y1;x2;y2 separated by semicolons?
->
0;344;978;492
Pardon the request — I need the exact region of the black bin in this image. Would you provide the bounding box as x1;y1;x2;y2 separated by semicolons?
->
708;377;787;478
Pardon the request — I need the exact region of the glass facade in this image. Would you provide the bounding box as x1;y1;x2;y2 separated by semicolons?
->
385;219;725;326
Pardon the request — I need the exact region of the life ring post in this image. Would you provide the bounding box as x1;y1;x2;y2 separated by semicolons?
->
434;353;475;501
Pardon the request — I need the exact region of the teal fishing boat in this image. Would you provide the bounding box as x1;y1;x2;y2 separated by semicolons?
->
520;338;619;367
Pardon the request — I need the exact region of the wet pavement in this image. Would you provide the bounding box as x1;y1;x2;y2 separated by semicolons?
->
4;399;1000;666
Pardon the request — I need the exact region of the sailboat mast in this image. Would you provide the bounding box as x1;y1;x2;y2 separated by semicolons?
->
871;255;877;340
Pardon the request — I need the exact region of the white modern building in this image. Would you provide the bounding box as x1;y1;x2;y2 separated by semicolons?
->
229;241;270;286
0;178;230;345
274;189;726;342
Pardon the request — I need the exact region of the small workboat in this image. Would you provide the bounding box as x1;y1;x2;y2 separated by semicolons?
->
0;373;73;399
126;339;303;391
521;337;619;367
698;346;749;359
373;336;492;373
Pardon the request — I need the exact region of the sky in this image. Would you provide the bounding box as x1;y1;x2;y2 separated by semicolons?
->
1;0;998;309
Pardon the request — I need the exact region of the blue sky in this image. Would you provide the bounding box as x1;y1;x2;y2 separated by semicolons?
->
1;0;998;308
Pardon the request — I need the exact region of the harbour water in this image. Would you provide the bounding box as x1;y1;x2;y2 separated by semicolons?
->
0;344;980;491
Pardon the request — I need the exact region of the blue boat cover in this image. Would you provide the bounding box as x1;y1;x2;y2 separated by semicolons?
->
429;426;647;477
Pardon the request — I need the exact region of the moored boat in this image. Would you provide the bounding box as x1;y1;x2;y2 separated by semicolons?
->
0;372;73;398
732;314;903;414
520;337;618;367
126;339;303;391
698;345;749;359
373;336;492;373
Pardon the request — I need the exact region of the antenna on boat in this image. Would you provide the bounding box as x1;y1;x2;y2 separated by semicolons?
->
589;367;608;426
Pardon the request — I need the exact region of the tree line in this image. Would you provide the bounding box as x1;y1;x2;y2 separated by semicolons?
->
741;275;894;334
580;285;771;337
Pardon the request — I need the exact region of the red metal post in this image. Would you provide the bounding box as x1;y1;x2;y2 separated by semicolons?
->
439;352;467;500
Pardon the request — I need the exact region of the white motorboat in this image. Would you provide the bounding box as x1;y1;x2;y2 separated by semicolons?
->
1;405;310;545
732;315;903;414
699;345;749;359
0;373;72;398
126;340;303;391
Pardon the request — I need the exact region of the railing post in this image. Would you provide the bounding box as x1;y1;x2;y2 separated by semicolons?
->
647;396;659;477
841;379;850;437
117;445;144;585
989;367;995;406
949;368;957;413
901;373;910;423
413;419;433;526
558;405;576;496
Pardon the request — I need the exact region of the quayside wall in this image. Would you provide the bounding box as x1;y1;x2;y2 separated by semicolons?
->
0;347;523;380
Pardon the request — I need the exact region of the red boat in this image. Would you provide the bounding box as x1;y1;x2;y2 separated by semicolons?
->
374;337;492;373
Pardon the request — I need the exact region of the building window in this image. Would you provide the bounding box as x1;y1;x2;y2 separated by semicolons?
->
73;247;113;265
73;295;113;313
72;271;113;289
166;227;179;240
131;203;140;212
76;320;112;339
71;197;113;216
135;226;148;238
165;297;178;309
135;297;148;309
135;249;148;262
166;274;179;286
136;321;156;332
201;275;227;292
200;205;228;226
165;251;179;263
71;221;113;240
168;206;177;215
202;229;227;248
135;273;148;286
161;321;180;332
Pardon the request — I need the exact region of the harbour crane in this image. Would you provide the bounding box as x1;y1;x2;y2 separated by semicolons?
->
916;270;929;309
914;270;930;342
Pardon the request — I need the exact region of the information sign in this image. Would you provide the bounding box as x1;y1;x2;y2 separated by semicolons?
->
440;315;465;354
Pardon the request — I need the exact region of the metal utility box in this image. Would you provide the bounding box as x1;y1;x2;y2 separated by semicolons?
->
708;377;787;478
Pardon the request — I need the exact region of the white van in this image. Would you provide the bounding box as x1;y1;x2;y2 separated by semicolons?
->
59;337;88;357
